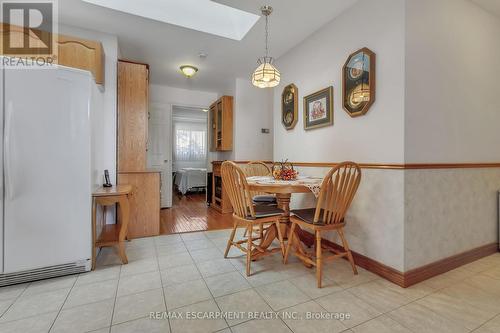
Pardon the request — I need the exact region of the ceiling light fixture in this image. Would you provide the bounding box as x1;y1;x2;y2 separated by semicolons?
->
202;109;208;112
252;5;280;89
180;65;198;78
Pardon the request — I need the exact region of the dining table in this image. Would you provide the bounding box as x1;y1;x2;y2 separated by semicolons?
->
246;176;323;264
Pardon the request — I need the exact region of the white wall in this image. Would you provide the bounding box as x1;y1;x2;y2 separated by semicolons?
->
150;84;218;170
273;0;405;164
232;78;273;161
405;0;500;163
404;0;500;269
272;0;406;270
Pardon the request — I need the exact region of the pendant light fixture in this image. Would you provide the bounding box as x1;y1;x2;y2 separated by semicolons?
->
252;5;280;88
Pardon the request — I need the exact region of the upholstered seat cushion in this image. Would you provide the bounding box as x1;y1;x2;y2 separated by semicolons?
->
291;208;324;225
247;205;284;219
252;195;277;205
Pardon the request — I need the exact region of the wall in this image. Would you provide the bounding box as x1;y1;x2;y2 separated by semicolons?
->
272;0;406;270
232;78;273;161
404;0;500;269
149;84;218;170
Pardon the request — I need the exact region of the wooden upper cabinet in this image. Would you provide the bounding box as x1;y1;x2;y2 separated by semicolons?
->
57;35;104;85
117;60;150;172
210;96;233;151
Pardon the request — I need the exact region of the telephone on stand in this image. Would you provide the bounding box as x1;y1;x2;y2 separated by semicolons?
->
103;170;112;188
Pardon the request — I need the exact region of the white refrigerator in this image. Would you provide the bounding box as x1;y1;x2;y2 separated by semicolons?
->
0;64;92;286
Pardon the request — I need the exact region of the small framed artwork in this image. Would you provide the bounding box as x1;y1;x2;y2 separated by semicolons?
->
281;83;298;130
303;86;333;130
343;47;376;117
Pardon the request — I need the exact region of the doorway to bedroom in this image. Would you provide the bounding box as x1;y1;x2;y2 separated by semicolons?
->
153;105;233;234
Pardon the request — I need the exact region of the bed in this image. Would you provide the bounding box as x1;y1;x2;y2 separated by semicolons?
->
174;168;207;194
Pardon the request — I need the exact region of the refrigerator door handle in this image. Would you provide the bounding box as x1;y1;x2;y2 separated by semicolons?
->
4;102;14;199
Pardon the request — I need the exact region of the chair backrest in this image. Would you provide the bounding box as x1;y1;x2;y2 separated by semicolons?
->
314;162;362;225
221;161;255;219
242;161;271;177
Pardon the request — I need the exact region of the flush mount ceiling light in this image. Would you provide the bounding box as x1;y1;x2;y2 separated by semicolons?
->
180;65;198;78
81;0;260;40
252;6;280;89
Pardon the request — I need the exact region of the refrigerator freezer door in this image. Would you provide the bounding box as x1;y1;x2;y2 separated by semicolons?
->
3;67;92;273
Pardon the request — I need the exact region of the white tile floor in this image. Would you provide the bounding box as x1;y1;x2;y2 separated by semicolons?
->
0;228;499;333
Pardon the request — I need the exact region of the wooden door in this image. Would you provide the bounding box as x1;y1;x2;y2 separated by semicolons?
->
117;61;149;172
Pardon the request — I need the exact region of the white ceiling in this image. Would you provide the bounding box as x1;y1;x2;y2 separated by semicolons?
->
60;0;359;93
471;0;500;18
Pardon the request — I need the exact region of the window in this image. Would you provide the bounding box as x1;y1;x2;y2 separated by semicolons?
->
174;127;207;162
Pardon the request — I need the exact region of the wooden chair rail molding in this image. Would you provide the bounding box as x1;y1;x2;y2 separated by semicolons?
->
300;231;498;288
218;161;500;170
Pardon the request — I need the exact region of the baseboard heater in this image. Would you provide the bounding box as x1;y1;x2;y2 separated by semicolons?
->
0;260;90;287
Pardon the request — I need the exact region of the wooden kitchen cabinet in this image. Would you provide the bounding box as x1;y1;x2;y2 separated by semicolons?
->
118;171;160;239
211;161;232;214
209;96;233;151
58;35;104;85
117;60;149;172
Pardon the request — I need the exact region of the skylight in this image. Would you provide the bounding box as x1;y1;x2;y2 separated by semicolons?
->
81;0;260;41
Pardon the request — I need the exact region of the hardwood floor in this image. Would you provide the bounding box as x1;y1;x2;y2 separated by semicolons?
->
160;191;233;234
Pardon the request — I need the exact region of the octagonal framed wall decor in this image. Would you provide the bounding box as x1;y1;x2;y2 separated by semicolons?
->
342;47;376;117
281;83;298;130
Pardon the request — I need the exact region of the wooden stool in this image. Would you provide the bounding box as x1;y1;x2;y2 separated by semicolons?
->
92;185;132;270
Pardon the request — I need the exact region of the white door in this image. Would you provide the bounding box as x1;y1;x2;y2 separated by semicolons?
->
148;103;172;208
4;67;92;273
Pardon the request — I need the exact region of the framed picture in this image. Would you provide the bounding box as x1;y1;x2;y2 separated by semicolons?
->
303;86;333;130
281;83;298;130
343;47;376;117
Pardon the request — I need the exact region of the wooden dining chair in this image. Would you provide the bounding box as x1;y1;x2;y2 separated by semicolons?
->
284;162;362;288
221;161;285;276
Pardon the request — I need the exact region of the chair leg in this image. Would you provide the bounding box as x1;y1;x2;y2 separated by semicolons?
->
275;220;285;258
338;228;358;275
284;222;296;264
246;224;253;276
259;223;264;240
224;222;238;258
316;230;322;288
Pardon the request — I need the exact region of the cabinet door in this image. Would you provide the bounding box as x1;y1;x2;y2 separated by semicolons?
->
117;61;149;171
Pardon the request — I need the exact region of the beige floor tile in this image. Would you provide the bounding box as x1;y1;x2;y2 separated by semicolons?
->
0;283;28;301
184;239;215;251
112;289;165;325
209;237;231;250
316;291;381;328
231;318;291;333
96;248;124;267
461;260;493;273
205;271;251;297
155;234;183;246
388;302;469;333
325;263;378;289
440;282;500;312
289;273;343;299
0;299;14;316
0;288;69;322
244;268;286;287
473;315;500;333
64;279;118;309
158;253;194;270
0;311;57;333
126;247;157;261
156;243;188;256
481;266;500;280
277;262;311;280
215;289;272;326
52;299;114;333
119;258;159;277
464;274;500;296
256;280;310;311
22;275;76;296
204;229;232;239
420;270;463;290
117;271;162;297
196;259;236;277
75;266;120;286
89;328;110;333
163;279;212;309
280;300;346;333
417;291;497;331
189;248;224;263
161;264;202;286
169;299;227;333
180;232;208;241
348;280;413;313
352;315;412;333
110;316;170;333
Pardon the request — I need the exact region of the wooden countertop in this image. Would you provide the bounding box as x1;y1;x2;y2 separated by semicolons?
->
92;185;133;197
